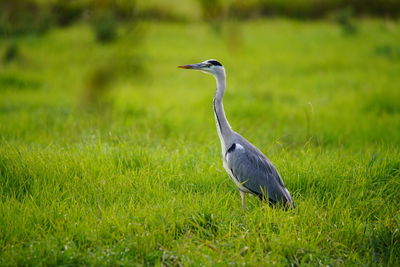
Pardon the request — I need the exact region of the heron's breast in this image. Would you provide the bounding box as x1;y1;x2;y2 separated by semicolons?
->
222;159;251;193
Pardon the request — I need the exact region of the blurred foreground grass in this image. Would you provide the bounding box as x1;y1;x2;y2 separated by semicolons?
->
1;19;400;265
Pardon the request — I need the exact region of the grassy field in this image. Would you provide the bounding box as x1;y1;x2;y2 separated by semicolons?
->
1;19;400;265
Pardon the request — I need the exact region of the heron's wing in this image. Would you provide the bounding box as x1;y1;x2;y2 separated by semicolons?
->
225;143;292;203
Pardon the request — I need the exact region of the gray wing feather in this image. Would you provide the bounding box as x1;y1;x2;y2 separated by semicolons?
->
226;142;292;204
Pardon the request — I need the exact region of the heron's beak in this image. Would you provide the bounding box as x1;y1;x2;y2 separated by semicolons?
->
177;65;193;69
177;63;206;69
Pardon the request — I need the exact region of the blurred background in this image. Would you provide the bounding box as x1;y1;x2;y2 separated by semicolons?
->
1;0;399;148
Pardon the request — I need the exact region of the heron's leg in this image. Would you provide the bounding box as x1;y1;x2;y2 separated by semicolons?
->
240;191;246;211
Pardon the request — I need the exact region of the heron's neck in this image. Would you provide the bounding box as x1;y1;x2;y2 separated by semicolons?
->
213;70;232;150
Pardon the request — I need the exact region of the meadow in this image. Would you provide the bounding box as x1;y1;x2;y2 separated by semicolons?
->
1;19;400;265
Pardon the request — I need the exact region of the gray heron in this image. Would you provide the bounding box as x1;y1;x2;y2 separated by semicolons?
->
178;59;294;210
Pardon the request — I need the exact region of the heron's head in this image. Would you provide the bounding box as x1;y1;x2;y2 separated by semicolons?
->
178;59;224;77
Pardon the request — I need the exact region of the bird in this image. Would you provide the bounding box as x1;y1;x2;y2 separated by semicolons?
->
178;59;294;210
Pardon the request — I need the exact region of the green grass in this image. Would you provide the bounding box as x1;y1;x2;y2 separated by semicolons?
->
1;19;400;265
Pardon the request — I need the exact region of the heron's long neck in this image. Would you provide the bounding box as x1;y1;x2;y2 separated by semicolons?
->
213;70;232;150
